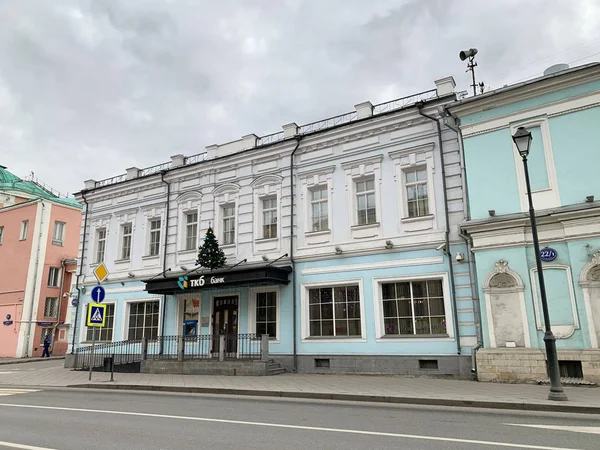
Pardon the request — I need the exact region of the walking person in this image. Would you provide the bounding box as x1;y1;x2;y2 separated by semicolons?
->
42;335;51;358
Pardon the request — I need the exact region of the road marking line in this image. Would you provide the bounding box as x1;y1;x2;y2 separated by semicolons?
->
0;403;581;450
0;441;57;450
507;423;600;435
0;389;39;397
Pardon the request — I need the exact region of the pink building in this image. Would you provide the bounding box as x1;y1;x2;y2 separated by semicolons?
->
0;166;81;358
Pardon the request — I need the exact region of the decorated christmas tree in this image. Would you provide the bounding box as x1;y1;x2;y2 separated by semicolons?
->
196;227;227;271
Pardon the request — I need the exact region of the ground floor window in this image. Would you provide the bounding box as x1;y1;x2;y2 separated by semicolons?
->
40;328;53;345
85;304;115;342
308;285;361;337
127;300;160;340
381;279;446;336
255;291;277;339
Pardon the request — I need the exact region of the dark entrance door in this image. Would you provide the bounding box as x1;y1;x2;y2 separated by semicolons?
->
212;296;239;356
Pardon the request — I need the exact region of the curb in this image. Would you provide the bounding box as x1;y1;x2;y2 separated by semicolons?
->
67;383;600;415
0;357;65;366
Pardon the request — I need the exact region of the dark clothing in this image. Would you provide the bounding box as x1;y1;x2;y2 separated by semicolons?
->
42;337;51;357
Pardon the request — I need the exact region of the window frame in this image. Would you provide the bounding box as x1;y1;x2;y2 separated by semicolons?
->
82;303;116;343
95;228;107;263
20;220;29;241
222;203;236;246
52;221;66;246
261;196;278;239
248;287;280;343
43;297;59;318
47;267;61;288
403;167;430;218
184;212;198;251
309;186;329;232
40;328;53;346
355;177;377;226
119;223;133;261
125;299;162;341
373;273;454;341
147;218;162;257
301;279;366;342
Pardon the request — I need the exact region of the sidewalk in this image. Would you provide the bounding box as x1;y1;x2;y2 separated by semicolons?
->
1;360;599;414
0;356;65;365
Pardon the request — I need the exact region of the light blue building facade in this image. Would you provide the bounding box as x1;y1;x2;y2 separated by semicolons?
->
448;62;600;383
66;75;477;378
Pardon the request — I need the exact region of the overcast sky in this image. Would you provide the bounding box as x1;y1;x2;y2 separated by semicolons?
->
0;0;599;196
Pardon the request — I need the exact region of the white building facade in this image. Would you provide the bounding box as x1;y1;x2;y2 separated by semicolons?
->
66;76;478;378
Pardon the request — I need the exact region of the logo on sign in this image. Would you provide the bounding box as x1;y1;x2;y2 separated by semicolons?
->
178;276;189;290
540;247;557;262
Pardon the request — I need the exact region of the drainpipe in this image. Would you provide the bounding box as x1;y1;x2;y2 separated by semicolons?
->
159;171;171;350
71;191;89;354
25;200;45;357
289;136;303;372
417;103;461;355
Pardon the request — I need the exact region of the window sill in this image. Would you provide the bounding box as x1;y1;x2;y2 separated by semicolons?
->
142;254;161;260
51;241;64;247
178;249;197;255
375;334;451;342
47;285;60;289
255;237;279;243
302;337;366;343
305;230;331;236
221;244;236;249
401;215;434;223
351;222;380;230
114;258;130;264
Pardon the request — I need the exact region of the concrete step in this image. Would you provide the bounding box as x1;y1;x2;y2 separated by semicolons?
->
268;367;286;375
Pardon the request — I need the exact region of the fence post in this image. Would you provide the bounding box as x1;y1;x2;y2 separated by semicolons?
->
142;337;148;361
178;335;184;362
261;334;269;362
219;335;225;362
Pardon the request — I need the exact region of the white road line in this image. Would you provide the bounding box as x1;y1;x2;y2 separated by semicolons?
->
0;389;39;397
507;423;600;435
0;441;57;450
0;403;582;450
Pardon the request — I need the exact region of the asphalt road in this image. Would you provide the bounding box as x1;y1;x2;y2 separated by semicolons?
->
0;387;598;450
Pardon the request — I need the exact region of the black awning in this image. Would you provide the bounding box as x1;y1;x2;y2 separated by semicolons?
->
144;265;292;294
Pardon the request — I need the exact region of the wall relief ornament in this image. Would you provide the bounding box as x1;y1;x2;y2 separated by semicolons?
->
488;260;518;289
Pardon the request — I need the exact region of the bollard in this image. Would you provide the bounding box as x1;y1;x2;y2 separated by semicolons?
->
261;334;269;362
110;354;114;382
178;335;184;362
218;335;225;362
142;337;148;361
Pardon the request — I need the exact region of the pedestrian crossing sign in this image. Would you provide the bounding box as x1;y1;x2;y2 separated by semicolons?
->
87;303;106;327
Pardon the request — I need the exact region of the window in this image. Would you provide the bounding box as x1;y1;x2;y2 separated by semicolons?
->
310;187;328;232
308;286;361;337
95;228;106;263
127;301;160;340
222;205;235;245
20;220;29;241
120;223;133;260
85;304;115;342
47;267;61;287
405;168;429;218
148;219;161;256
40;328;52;345
355;179;376;225
0;225;4;245
52;221;65;246
262;197;277;239
185;213;198;251
44;297;58;318
256;291;277;339
381;280;446;336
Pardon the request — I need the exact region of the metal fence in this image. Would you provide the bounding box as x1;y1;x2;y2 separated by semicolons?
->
73;334;264;370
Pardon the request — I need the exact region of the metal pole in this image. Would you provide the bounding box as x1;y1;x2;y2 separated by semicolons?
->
522;156;567;401
110;353;114;382
88;329;95;381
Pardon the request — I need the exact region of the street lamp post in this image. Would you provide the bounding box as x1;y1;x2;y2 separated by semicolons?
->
512;127;568;401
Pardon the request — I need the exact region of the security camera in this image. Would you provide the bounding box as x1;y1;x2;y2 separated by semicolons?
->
459;48;478;61
455;253;465;262
471;368;476;374
436;243;446;251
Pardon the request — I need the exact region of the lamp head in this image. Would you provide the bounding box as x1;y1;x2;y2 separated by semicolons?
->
459;48;478;61
512;126;532;158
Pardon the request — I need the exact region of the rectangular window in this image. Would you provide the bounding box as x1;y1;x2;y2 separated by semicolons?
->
184;213;198;251
149;219;161;256
355;179;376;225
40;328;53;345
262;197;277;239
0;225;3;245
52;221;65;246
381;280;446;336
310;187;328;232
405;168;429;218
222;205;235;245
256;291;277;339
47;267;61;287
527;125;550;191
120;223;133;260
20;220;29;241
127;300;160;340
95;228;106;263
85;304;115;342
44;297;58;318
308;286;361;337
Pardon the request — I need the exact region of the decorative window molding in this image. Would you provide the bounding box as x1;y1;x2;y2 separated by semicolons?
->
94;228;107;263
89;215;111;267
175;191;202;253
300;167;334;245
212;184;240;252
123;298;162;341
578;250;600;348
252;174;282;253
118;223;133;261
510;118;560;212
248;286;281;343
300;278;366;342
342;155;383;239
389;143;437;232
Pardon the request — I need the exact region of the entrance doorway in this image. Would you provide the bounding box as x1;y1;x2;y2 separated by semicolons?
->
212;295;239;355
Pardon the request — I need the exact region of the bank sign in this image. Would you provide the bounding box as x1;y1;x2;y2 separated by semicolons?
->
178;275;226;290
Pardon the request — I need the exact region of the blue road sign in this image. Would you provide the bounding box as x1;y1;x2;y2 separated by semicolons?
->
91;286;106;303
71;299;79;307
87;303;107;327
3;321;13;326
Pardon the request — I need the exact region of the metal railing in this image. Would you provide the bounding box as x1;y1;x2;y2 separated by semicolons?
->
73;339;143;370
138;161;172;177
299;110;358;135
256;131;285;147
372;89;438;115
